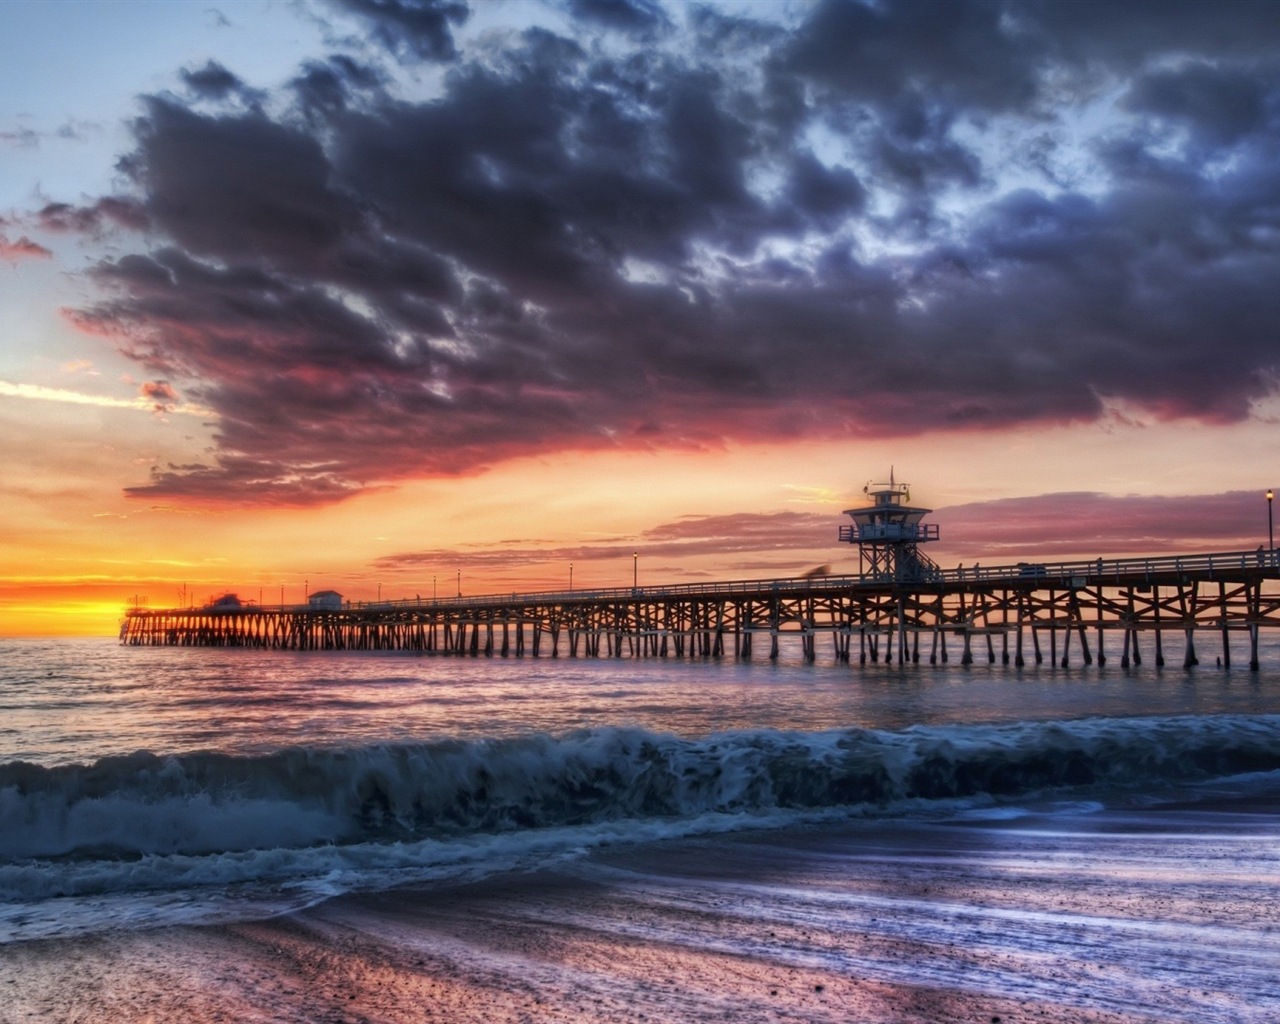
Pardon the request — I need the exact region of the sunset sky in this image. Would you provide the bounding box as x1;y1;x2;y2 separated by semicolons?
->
3;0;1279;635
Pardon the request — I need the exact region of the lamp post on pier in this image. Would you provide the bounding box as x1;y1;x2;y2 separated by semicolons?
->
569;562;574;592
633;551;638;590
457;569;461;598
433;575;437;601
1268;489;1274;552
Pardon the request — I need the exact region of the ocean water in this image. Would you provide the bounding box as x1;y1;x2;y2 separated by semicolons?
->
3;636;1280;1022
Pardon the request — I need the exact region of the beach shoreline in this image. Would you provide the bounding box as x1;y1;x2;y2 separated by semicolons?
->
6;802;1274;1024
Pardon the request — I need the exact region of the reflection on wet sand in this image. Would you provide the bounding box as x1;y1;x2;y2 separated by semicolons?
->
5;801;1277;1024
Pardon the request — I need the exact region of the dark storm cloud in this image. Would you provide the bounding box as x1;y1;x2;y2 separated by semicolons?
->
62;0;1280;505
564;0;672;37
290;56;386;117
1122;62;1270;148
781;0;1040;112
785;152;866;226
179;60;247;100
1024;0;1280;67
119;98;359;261
330;0;469;62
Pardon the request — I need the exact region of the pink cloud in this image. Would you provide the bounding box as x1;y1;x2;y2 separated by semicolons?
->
139;379;179;413
934;491;1271;560
0;234;51;262
373;493;1274;588
375;510;836;576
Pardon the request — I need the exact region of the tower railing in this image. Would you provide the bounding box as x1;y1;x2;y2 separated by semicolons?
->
839;523;940;542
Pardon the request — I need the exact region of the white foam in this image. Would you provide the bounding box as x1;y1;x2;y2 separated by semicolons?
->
4;714;1280;940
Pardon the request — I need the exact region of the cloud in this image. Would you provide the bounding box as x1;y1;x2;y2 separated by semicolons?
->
1123;61;1268;148
642;511;834;553
563;0;673;37
53;0;1280;505
180;60;249;100
328;0;469;62
0;234;51;261
290;55;386;117
935;491;1272;558
779;0;1040;113
375;510;836;574
139;379;180;413
1;127;41;148
371;491;1276;585
39;197;149;234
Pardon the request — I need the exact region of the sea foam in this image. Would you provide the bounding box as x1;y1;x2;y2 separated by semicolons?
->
3;715;1280;914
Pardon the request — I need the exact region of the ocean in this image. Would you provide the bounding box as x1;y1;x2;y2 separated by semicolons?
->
3;636;1279;1022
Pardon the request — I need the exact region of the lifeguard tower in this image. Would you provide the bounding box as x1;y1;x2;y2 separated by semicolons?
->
839;471;942;583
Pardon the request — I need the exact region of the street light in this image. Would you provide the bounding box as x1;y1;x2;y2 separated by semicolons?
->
433;575;437;601
457;569;461;598
633;551;638;589
569;562;574;592
1268;489;1274;552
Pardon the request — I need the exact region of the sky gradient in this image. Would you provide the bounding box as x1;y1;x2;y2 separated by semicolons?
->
3;0;1279;635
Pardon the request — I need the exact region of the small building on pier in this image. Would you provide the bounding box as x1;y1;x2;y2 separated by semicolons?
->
839;472;942;583
308;589;344;610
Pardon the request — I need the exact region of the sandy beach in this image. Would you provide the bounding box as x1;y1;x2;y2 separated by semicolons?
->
6;807;1273;1024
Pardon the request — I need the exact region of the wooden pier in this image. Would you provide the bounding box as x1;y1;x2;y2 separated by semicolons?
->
121;549;1280;670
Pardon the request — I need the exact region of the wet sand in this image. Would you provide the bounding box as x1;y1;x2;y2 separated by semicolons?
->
7;808;1275;1024
0;880;1145;1024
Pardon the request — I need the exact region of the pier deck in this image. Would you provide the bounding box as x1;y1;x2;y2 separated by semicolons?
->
121;549;1280;669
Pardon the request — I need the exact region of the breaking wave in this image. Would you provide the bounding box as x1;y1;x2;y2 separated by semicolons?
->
3;715;1279;914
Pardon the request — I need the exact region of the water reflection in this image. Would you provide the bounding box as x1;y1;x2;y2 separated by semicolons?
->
2;636;1278;766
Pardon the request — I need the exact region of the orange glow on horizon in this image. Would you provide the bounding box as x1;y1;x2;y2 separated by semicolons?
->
1;596;130;638
5;420;1278;636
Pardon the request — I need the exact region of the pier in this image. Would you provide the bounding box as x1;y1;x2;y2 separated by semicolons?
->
121;550;1280;670
120;477;1280;669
